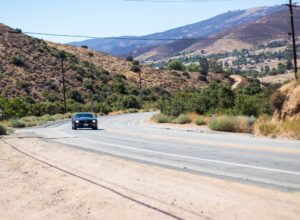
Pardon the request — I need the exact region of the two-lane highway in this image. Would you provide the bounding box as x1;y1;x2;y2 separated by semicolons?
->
23;112;300;191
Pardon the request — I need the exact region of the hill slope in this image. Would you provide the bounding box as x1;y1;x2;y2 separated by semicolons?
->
0;24;224;106
70;6;283;57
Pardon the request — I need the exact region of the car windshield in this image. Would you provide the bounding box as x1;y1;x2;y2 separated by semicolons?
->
75;113;94;118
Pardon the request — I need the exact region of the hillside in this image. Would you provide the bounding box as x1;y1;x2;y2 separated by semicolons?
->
0;23;228;115
136;8;300;61
70;6;283;57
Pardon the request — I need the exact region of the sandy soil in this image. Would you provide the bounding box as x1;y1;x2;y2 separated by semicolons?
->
0;134;300;220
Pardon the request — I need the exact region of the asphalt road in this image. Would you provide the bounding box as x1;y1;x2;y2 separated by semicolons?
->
23;112;300;191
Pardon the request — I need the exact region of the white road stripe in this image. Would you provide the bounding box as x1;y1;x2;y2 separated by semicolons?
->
57;130;300;176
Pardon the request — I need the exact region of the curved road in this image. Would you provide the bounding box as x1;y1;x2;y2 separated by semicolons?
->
23;112;300;191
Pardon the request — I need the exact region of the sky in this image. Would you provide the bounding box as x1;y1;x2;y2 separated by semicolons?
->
0;0;287;43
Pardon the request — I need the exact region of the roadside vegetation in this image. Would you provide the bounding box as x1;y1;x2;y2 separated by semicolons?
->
0;124;7;135
1;113;72;129
151;80;300;138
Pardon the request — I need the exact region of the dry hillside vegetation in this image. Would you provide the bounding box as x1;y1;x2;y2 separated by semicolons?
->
0;23;227;102
272;81;300;121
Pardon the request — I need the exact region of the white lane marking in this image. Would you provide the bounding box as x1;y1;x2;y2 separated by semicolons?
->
56;130;300;176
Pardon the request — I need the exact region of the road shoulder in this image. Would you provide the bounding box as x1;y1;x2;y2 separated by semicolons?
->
1;134;300;220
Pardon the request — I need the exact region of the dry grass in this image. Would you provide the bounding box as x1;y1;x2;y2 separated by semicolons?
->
254;115;300;139
208;115;255;133
172;114;192;124
5;113;72;129
151;113;174;123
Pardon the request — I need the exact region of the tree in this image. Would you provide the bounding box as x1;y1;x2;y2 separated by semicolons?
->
126;56;134;62
264;65;270;73
286;59;293;70
209;58;223;73
277;63;287;74
131;65;142;91
199;57;209;75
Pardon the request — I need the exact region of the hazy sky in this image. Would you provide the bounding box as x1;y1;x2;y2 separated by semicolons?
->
0;0;286;43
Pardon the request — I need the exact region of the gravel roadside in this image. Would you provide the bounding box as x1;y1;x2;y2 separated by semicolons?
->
0;134;300;220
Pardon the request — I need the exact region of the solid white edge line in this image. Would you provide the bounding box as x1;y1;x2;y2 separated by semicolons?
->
57;130;300;176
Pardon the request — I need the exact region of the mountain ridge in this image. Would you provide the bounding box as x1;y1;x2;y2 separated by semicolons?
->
70;5;285;58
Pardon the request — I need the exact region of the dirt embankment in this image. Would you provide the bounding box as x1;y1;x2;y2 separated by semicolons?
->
1;135;300;220
273;81;300;121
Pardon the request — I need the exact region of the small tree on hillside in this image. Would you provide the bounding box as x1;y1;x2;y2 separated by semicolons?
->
131;65;142;91
199;57;209;76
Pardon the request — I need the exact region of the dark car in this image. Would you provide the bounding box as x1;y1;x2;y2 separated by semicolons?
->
72;112;98;130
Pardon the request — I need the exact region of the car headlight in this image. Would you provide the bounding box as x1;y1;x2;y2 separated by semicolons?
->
92;120;96;123
75;120;79;123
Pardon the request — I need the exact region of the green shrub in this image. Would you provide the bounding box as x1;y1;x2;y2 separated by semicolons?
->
0;124;7;135
173;114;192;124
11;56;26;67
199;75;208;82
208;116;239;132
132;60;140;65
9;119;26;128
69;90;85;103
195;116;207;125
167;60;186;71
209;116;255;133
152;113;173;123
126;56;134;62
234;94;259;116
117;95;140;109
131;65;141;73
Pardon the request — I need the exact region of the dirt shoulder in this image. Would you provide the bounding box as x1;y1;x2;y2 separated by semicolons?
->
1;134;300;220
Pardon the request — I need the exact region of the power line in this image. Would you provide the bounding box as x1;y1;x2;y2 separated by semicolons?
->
125;0;233;2
6;30;289;42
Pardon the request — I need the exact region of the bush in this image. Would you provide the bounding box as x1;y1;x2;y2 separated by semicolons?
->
199;75;208;82
152;113;173;123
195;116;207;125
11;56;26;67
270;91;286;111
209;116;239;132
69;90;85;103
117;95;140;109
126;56;134;62
259;123;277;136
173;114;192;124
52;114;65;121
9;119;26;128
234;94;259;116
132;60;140;65
0;124;7;135
167;60;186;71
208;116;254;133
81;45;88;49
131;65;141;73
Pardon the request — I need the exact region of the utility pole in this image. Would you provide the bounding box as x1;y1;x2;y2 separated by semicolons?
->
286;0;299;80
60;51;67;113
